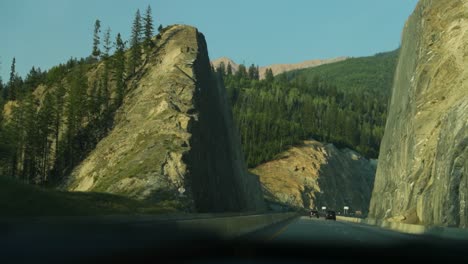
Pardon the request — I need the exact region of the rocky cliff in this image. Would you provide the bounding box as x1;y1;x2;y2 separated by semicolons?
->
62;25;265;213
369;0;468;227
252;140;376;215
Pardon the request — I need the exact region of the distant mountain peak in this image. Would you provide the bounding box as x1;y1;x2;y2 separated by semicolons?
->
211;57;238;67
211;56;349;79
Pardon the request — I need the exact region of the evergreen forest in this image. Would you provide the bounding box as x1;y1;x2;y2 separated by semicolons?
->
0;6;158;186
217;50;398;167
0;6;398;186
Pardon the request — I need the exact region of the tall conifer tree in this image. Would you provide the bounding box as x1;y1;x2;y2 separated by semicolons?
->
102;27;112;60
143;5;154;53
129;10;142;74
114;33;126;107
8;57;17;100
92;19;101;59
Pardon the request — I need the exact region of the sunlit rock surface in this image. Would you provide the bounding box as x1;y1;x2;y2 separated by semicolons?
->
63;25;266;213
369;0;468;227
252;140;376;215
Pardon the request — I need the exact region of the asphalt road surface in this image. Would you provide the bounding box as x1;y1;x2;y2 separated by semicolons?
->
232;216;468;262
243;216;419;245
3;215;468;263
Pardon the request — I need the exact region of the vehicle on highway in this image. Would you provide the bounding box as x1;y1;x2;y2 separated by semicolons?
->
325;210;336;220
310;210;319;218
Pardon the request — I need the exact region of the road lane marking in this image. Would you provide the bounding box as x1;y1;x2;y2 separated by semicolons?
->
267;224;289;241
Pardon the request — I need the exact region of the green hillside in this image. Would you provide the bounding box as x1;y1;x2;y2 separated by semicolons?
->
283;49;399;97
218;49;399;167
0;176;178;217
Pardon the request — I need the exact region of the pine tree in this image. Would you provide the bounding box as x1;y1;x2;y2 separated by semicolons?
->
92;19;101;59
100;76;109;112
265;68;274;83
8;57;17;100
48;82;66;182
98;27;112;116
226;63;233;76
65;65;88;167
8;102;25;178
52;83;66;173
216;62;226;76
0;79;4;101
21;93;38;182
37;91;55;183
236;64;247;79
102;27;112;61
24;66;45;93
0;103;14;175
1;84;6;100
9;57;15;86
88;80;100;121
0;58;2;94
102;61;110;110
248;64;257;80
114;33;126;107
129;10;143;74
97;78;112;134
143;5;154;53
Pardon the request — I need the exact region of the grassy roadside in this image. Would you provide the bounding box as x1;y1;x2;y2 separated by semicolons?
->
0;176;179;217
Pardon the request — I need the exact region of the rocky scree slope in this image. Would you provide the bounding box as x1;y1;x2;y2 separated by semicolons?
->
252;140;376;215
369;0;468;227
63;25;265;213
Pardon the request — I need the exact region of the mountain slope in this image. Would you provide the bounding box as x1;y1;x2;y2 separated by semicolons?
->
252;140;376;215
369;0;468;227
283;49;399;97
259;57;349;79
52;25;266;213
211;56;348;80
0;176;177;217
219;49;397;168
211;57;238;72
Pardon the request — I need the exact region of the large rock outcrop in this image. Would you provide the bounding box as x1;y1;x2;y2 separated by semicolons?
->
369;0;467;227
252;140;376;215
63;25;265;213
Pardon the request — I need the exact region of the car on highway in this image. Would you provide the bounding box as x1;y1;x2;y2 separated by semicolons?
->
325;210;336;220
310;210;319;218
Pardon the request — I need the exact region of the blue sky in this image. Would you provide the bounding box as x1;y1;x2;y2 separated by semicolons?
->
0;0;418;81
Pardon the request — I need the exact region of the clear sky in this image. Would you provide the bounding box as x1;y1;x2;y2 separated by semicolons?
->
0;0;419;82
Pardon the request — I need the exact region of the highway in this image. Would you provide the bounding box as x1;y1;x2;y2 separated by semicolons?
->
3;215;468;263
233;216;468;262
244;216;419;245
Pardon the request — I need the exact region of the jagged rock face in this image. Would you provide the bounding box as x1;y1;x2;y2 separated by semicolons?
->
252;140;376;215
63;25;265;213
369;0;468;227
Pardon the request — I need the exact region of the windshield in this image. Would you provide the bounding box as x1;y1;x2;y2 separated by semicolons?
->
1;0;467;262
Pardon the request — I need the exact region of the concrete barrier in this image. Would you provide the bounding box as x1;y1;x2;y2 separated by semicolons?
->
175;212;298;238
337;216;468;239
